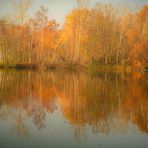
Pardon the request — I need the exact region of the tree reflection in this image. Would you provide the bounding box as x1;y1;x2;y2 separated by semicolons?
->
0;70;147;138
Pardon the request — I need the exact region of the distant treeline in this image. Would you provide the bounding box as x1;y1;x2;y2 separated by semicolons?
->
0;1;147;70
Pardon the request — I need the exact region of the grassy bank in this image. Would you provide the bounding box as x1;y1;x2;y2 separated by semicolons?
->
0;63;37;69
88;64;133;73
0;63;147;73
0;63;85;70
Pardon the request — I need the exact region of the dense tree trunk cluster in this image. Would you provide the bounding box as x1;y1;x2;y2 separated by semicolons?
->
0;1;147;70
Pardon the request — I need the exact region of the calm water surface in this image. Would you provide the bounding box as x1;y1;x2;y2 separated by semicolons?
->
0;70;147;148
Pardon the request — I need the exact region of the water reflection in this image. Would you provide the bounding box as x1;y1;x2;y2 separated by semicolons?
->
0;70;147;141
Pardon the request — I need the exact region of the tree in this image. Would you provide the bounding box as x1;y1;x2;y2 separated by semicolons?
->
12;0;32;64
13;0;32;25
127;6;148;69
30;6;48;67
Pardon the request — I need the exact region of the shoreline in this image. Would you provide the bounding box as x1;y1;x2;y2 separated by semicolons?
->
0;63;147;73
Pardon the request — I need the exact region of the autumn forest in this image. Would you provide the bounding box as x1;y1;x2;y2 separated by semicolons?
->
0;0;147;70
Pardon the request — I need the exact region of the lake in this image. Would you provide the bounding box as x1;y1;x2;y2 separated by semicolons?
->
0;69;147;148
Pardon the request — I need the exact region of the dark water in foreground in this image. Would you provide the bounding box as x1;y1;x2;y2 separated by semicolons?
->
0;70;147;148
